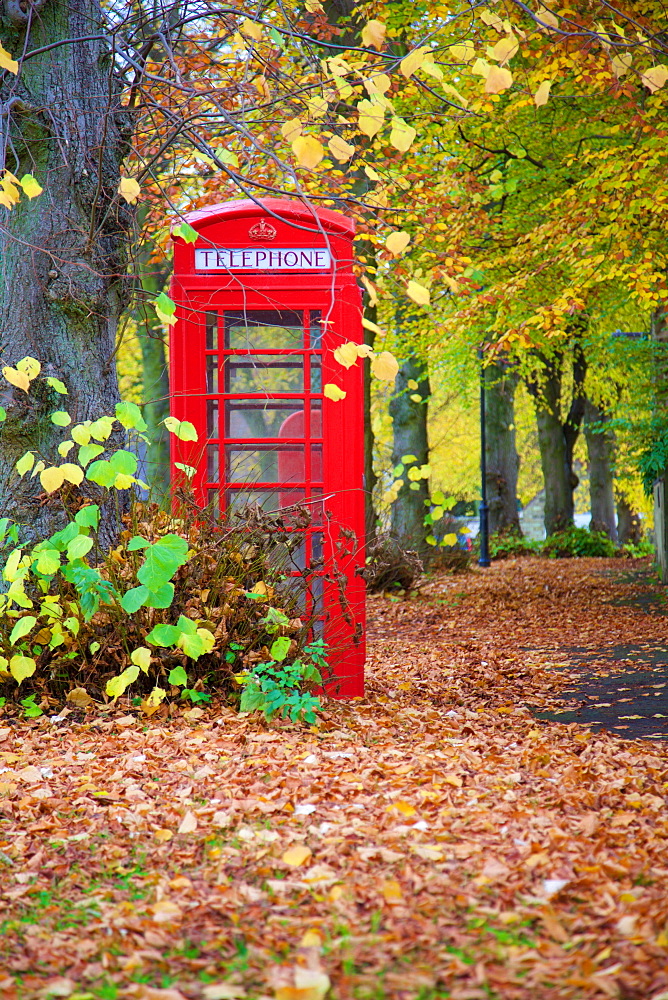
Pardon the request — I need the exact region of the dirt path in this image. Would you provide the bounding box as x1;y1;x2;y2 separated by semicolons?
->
1;557;667;1000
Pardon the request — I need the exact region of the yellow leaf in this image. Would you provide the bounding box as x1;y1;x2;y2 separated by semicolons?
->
392;800;416;817
361;20;386;50
485;65;513;93
386;230;411;255
154;828;173;842
364;163;381;180
361;275;378;307
412;844;444;861
357;343;374;357
113;473;135;490
40;466;66;494
442;533;458;546
450;41;475;62
131;646;152;673
406;280;430;306
58;441;75;457
358;99;385;138
301;929;323;948
333;342;359;369
381;880;403;904
281;118;302;142
323;383;346;402
291;135;324;170
3;366;30;392
118;176;141;203
0;42;19;74
141;687;166;715
71;424;91;446
275;968;330;1000
16;356;41;380
371;351;399;382
328;135;355;162
492;33;518;65
307;96;328;119
407;379;418;390
534;80;552;106
282;844;312;867
178;810;198;834
481;9;503;31
105;664;139;698
364;72;391;94
389;118;416;152
304;0;323;10
152;899;183;923
422;59;443;80
19;174;42;198
611;53;632;78
361;317;383;335
241;17;262;40
10;655;35;684
472;57;491;78
443;83;468;107
641;65;668;93
400;47;426;78
60;463;84;486
535;4;559;29
67;687;94;707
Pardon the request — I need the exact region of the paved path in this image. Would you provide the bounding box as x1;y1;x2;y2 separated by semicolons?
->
535;566;668;740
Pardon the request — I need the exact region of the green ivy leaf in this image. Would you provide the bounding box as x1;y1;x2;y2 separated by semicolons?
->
74;505;100;530
172;221;199;244
168;664;189;686
50;411;71;426
147;623;181;647
66;535;94;561
115;400;147;432
10;616;36;645
137;534;189;592
45;376;68;395
270;636;291;661
164;417;198;442
120;585;149;614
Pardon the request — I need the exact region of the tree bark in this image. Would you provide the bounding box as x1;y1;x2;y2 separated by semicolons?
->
617;491;642;545
584;398;617;540
526;340;587;536
0;0;132;542
389;355;430;560
484;360;521;534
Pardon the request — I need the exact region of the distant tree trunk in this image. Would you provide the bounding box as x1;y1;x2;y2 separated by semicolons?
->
526;338;587;536
485;360;521;534
389;355;430;560
617;492;642;545
0;0;132;543
584;399;617;540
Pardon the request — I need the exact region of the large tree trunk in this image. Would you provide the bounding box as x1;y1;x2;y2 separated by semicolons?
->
484;360;521;534
0;0;131;541
526;341;587;536
584;398;617;540
389;355;430;560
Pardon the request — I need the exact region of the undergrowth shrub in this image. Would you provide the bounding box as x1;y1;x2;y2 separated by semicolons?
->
0;357;326;722
541;525;617;558
488;532;541;560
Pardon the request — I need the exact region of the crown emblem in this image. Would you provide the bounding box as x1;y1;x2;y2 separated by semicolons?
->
248;219;277;241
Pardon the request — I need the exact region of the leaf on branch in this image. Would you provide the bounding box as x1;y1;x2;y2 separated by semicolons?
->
45;376;67;395
400;47;426;79
9;616;36;645
481;9;504;31
535;4;559;29
450;41;475;63
443;83;468;108
3;366;30;392
16;452;35;476
281;118;302;142
333;343;359;369
472;57;491;78
485;65;513;93
361;20;386;50
40;466;66;494
492;33;519;65
371;352;399;383
641;64;668;92
118;176;141;203
328;135;355;162
19;174;42;198
241;17;262;40
323;384;346;401
611;53;632;79
0;43;19;74
406;280;430;306
389;118;416;152
386;231;411;255
164;416;198;441
17;356;41;380
10;655;35;684
358;101;385;138
50;410;71;427
61;463;84;486
172;221;199;244
106;664;140;699
534;79;553;106
291;135;324;170
155;291;178;326
131;647;151;674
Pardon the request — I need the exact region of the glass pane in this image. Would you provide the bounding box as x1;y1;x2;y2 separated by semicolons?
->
309;489;324;525
207;399;219;439
311;400;322;438
207;489;220;521
225;488;305;518
205;311;218;350
311;532;324;566
310;357;322;392
206;355;218;393
311;444;323;483
207;444;219;482
225;309;303;350
269;535;307;572
225;400;304;439
226;444;305;484
310;311;322;348
224;354;304;394
310;575;324;617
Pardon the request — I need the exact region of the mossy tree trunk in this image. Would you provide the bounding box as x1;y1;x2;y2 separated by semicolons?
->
389;355;430;561
0;0;132;541
584;398;617;540
526;339;587;536
484;360;521;534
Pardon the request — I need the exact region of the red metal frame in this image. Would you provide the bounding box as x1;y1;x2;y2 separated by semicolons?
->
169;199;365;697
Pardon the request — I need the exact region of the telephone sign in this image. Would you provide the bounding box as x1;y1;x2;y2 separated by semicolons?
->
169;199;365;697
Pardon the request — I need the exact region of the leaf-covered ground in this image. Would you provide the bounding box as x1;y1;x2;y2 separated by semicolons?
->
1;557;668;1000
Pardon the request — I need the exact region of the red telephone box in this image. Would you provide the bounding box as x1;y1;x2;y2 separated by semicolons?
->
169;199;365;697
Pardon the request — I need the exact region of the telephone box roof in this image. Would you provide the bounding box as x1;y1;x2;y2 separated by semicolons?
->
176;198;355;237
